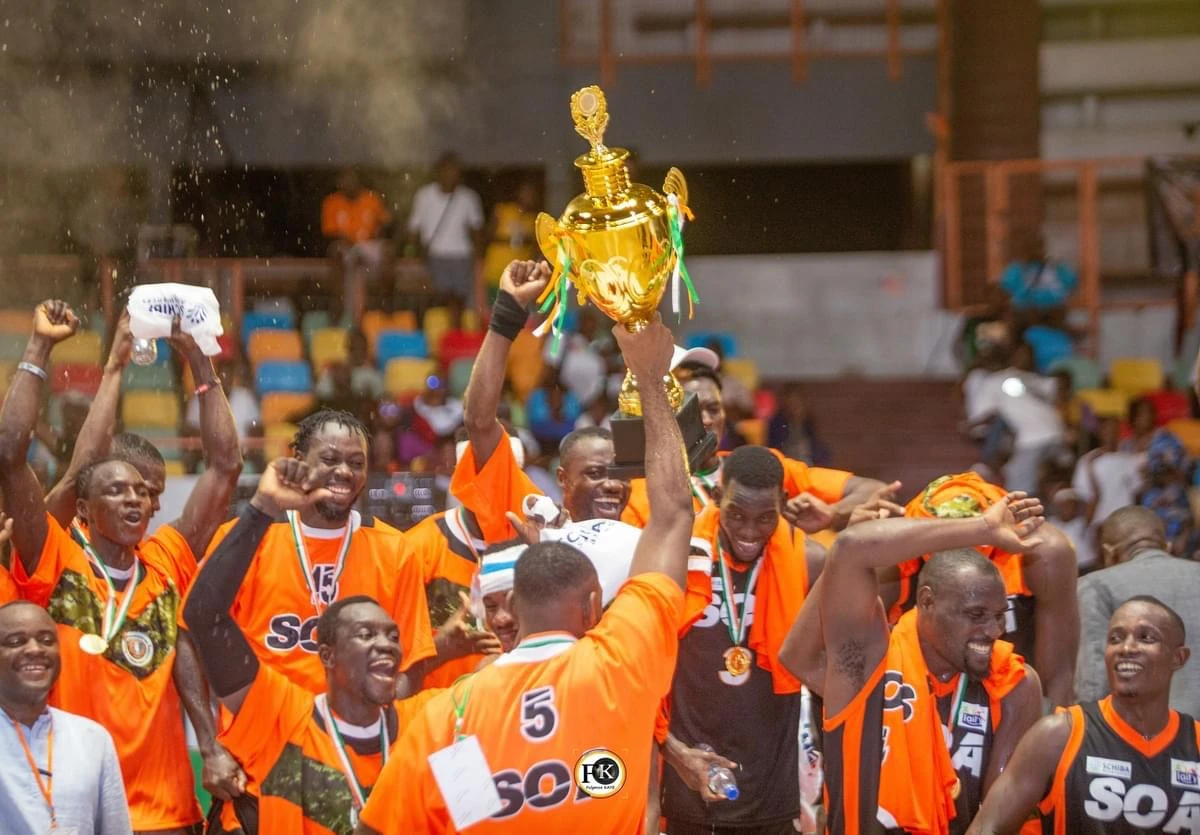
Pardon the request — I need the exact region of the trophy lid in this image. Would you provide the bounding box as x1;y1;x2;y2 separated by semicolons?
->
570;86;632;202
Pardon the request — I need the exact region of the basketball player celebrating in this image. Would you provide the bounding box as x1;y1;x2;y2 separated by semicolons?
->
967;596;1200;835
40;308;248;806
803;495;1045;834
184;457;440;834
659;445;832;834
354;313;694;834
892;473;1080;706
0;300;223;834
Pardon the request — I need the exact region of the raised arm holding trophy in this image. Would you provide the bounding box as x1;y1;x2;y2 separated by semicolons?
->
535;85;716;479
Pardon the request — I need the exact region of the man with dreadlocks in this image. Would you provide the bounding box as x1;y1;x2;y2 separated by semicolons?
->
195;409;436;834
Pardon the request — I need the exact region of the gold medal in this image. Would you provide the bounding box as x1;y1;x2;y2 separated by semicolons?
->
723;646;753;677
79;634;109;655
950;776;962;800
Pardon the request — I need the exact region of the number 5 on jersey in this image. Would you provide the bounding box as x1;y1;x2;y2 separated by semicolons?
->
521;687;559;742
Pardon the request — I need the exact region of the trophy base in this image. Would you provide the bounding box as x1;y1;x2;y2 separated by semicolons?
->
609;392;718;482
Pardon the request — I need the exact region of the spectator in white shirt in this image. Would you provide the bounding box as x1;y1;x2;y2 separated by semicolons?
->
406;152;484;311
963;344;1065;494
1072;415;1145;554
185;359;259;440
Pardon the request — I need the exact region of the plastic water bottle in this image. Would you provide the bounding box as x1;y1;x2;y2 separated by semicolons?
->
131;337;158;366
695;744;739;801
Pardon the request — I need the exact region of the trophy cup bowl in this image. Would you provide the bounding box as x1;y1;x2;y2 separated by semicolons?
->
535;85;715;478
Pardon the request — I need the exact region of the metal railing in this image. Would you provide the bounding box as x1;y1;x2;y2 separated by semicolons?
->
559;0;935;85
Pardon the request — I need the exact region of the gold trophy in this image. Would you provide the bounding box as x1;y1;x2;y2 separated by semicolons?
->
535;85;716;478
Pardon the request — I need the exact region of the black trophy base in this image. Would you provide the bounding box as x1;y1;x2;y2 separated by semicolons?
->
609;392;718;481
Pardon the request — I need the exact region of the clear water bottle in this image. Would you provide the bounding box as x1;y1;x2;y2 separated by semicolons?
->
131;337;158;366
695;744;739;801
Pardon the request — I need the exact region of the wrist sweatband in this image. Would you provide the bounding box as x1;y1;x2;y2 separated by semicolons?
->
17;362;47;381
489;290;528;341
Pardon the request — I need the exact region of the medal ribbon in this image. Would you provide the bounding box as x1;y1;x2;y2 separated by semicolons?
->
666;194;698;321
948;673;968;730
690;467;719;509
5;710;54;827
287;510;354;613
69;523;140;645
316;694;388;825
714;542;763;648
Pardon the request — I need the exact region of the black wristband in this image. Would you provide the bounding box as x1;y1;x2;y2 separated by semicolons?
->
489;290;529;341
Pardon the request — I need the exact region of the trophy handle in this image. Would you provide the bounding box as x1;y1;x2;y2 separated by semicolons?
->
663;167;689;215
535;212;562;268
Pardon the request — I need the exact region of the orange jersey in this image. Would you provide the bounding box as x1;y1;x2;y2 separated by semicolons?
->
11;515;202;830
220;660;439;835
0;562;17;603
321;190;389;243
450;433;542;544
1038;698;1200;835
621;448;852;527
405;509;489;689
359;573;685;834
200;513;435;693
824;610;1026;835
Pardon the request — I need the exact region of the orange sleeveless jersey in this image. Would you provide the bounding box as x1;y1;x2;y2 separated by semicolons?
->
1038;697;1200;835
219;661;440;835
621;448;851;527
824;612;1026;835
11;515;202;830
405;509;489;690
200;514;435;694
0;562;16;603
359;573;684;834
449;432;541;544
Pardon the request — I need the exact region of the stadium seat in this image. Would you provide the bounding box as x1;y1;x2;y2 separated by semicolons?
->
462;309;482;334
241;311;295;344
0;333;28;361
301;311;332;348
1109;358;1165;398
122;391;180;429
1075;388;1130;420
123;425;184;461
264;423;299;459
447;357;474;398
253;296;296;317
439;330;484;369
163;460;187;476
255;361;313;395
1167;418;1200;457
310;328;349;370
51;331;103;366
1023;326;1074;374
423;307;452;359
754;389;777;420
1174;355;1195;392
247;329;304;367
376;330;429;368
685;330;737;358
51;363;103;397
361;310;416;356
391;310;418;331
722;358;760;394
1142;390;1191;426
1047;356;1102;391
260;392;316;425
385;358;437;397
0;309;31;334
506;329;545;402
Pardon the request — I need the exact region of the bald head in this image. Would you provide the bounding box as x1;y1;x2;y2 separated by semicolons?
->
1100;506;1167;565
918;548;1002;596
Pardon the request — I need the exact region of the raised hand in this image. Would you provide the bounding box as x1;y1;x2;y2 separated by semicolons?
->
435;591;503;661
250;459;334;518
982;491;1046;553
499;260;552;309
612;314;674;386
32;300;80;345
783;493;835;533
105;311;134;373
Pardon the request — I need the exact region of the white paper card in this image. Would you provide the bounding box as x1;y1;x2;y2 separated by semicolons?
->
428;735;503;830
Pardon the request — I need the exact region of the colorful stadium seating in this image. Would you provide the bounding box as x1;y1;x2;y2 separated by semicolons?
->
255;361;313;394
385;358;437;397
1109;357;1165;398
376;331;429;368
